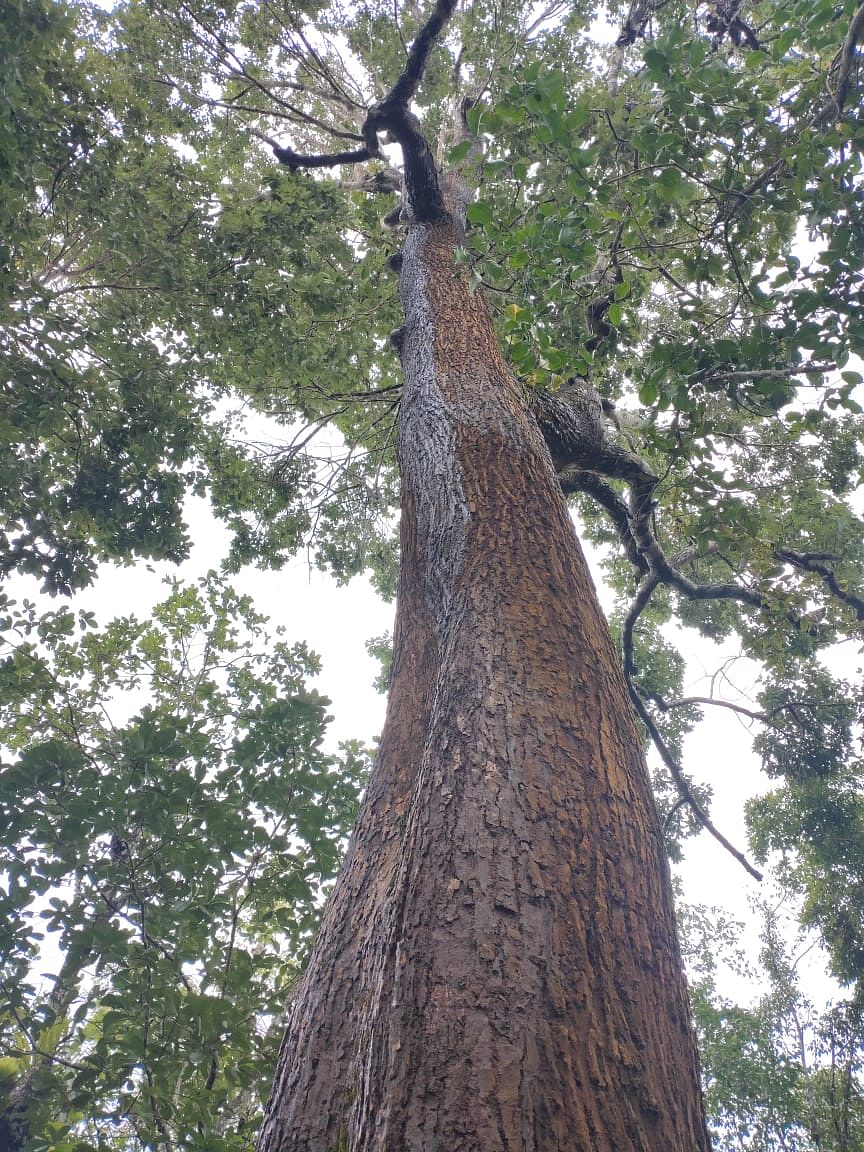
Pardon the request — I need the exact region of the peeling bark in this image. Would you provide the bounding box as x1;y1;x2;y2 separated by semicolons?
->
257;178;711;1151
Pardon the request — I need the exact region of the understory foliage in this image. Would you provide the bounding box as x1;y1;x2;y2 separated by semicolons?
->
682;897;864;1152
1;0;863;1145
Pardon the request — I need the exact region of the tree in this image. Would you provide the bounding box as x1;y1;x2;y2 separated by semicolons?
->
251;2;708;1146
238;0;861;1144
681;895;864;1151
0;575;368;1150
3;0;864;1147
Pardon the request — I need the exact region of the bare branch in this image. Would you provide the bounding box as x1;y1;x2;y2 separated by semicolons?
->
627;683;764;881
247;75;365;111
651;693;769;725
165;80;367;142
523;0;571;41
273;0;459;221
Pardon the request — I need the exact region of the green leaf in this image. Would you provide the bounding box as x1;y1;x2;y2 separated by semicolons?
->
448;139;473;164
467;200;493;227
656;167;694;204
638;379;659;405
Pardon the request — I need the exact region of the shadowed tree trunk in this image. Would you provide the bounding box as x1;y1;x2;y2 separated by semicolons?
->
258;8;712;1149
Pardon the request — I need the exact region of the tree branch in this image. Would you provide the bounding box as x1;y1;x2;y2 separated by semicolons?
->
273;0;459;222
695;362;836;384
607;0;673;95
621;573;660;679
717;4;864;222
775;547;864;621
627;682;764;881
273;144;372;169
663;796;688;835
821;1;864;121
649;692;770;725
558;468;649;576
386;0;459;109
532;385;774;613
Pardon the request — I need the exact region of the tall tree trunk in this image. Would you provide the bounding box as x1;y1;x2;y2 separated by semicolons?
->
257;176;711;1150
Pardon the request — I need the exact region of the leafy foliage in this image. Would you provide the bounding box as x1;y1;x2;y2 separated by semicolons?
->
748;667;864;987
0;0;398;594
682;896;864;1152
0;575;368;1148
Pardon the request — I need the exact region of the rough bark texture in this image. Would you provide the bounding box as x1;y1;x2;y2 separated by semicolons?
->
257;184;711;1152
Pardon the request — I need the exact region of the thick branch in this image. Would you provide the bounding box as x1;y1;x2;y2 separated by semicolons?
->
386;0;459;108
559;468;649;576
775;547;864;621
273;0;458;221
637;532;765;612
821;1;864;120
365;104;444;221
273;144;371;169
532;385;770;611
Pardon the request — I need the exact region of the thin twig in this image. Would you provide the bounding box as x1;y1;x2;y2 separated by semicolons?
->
651;693;770;725
663;796;688;834
628;683;764;881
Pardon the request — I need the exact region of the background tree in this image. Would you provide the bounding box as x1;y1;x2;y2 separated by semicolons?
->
0;574;368;1150
682;896;864;1151
2;0;864;1147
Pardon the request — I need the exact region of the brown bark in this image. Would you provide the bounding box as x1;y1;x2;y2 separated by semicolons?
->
257;175;711;1151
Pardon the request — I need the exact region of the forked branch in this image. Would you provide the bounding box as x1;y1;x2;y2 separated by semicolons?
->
273;0;459;221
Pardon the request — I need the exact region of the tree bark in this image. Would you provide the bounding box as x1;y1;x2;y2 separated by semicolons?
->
257;181;711;1151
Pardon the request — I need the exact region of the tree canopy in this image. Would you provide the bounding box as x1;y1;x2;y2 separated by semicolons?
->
1;0;864;1146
